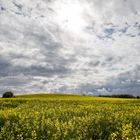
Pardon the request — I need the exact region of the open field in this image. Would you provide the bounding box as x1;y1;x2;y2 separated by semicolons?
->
0;94;140;140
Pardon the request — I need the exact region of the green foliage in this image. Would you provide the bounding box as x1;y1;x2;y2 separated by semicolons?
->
99;94;135;98
0;94;140;140
2;91;14;98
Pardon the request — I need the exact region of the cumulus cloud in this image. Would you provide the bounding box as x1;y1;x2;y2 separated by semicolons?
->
0;0;140;95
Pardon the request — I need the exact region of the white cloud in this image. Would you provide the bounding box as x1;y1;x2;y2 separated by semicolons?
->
0;0;140;95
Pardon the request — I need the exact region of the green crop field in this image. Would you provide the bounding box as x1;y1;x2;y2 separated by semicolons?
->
0;94;140;140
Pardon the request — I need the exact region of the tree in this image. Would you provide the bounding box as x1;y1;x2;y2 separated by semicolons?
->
2;91;14;98
137;96;140;99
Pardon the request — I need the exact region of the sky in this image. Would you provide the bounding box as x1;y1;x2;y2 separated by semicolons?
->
0;0;140;95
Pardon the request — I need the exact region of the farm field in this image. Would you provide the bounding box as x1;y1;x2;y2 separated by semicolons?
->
0;94;140;140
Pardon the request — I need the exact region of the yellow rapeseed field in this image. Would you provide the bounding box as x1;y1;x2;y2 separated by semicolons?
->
0;94;140;140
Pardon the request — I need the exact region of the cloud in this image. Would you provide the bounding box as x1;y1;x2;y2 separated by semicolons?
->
0;0;140;95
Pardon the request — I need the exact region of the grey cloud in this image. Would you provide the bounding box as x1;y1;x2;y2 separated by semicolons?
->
70;65;140;96
103;65;140;95
0;7;75;77
0;57;11;77
0;4;5;11
86;22;140;40
13;1;22;12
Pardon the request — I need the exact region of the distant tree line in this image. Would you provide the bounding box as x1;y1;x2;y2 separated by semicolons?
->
99;94;140;98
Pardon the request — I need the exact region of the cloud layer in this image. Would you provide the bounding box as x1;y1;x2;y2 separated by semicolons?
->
0;0;140;95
